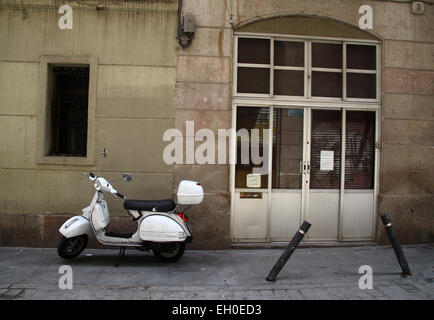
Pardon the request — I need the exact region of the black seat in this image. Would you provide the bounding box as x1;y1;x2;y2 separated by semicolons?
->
123;199;176;212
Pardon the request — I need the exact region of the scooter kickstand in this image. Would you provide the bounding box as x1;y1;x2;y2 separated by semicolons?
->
115;246;126;267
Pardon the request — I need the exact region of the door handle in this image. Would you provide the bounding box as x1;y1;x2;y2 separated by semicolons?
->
300;161;310;174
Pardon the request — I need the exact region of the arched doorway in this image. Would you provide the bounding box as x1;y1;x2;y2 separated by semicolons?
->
230;15;381;243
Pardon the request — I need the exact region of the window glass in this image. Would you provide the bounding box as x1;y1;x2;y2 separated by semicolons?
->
237;67;270;94
312;43;342;69
236;107;270;188
274;41;304;67
345;111;375;189
310;110;342;189
274;70;304;96
311;71;342;98
347;73;376;99
272;108;304;189
347;44;376;70
50;66;89;157
235;37;378;101
238;38;270;64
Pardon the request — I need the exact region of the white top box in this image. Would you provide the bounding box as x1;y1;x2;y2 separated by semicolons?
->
177;180;204;205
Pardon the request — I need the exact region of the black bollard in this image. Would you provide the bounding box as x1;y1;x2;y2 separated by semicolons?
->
380;213;411;276
265;221;311;281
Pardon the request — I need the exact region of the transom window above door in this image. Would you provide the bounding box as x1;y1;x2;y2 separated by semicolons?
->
235;36;379;101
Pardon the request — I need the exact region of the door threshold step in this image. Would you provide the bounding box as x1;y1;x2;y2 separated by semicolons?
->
230;241;376;249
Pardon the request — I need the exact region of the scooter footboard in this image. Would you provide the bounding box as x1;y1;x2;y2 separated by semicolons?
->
59;216;93;238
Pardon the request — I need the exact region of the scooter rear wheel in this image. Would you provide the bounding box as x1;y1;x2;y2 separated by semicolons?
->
57;235;88;259
152;242;185;263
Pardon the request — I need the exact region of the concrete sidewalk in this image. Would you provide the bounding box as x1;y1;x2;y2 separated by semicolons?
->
0;244;432;300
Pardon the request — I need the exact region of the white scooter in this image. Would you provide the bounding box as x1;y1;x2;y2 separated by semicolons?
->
57;155;204;265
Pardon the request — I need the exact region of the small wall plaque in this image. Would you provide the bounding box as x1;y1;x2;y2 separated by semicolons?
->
240;192;262;199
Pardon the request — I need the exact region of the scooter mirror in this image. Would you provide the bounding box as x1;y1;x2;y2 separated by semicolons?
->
123;173;132;182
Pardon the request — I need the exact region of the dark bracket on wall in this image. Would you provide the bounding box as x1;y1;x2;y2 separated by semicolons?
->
177;0;195;49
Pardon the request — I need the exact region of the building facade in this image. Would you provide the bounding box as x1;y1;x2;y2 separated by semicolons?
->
0;0;433;249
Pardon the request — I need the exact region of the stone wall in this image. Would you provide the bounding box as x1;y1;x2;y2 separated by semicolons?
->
177;0;434;246
173;0;233;249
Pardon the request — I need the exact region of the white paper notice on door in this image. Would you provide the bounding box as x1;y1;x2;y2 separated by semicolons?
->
320;150;334;171
246;173;261;188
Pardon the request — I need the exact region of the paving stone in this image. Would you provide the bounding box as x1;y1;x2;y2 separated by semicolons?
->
272;289;291;299
299;288;320;300
0;289;9;295
2;288;23;298
283;289;303;300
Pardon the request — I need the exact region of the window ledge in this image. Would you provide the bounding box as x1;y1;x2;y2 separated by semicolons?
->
36;155;94;166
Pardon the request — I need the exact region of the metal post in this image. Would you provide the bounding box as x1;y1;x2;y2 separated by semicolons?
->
265;221;311;281
380;213;411;276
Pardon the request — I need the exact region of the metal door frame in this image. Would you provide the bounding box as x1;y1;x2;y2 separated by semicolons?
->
230;104;380;242
230;30;381;243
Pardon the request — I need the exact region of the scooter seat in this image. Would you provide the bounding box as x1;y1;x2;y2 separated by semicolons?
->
123;199;176;212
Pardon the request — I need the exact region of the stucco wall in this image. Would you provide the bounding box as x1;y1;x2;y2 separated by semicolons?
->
0;0;178;246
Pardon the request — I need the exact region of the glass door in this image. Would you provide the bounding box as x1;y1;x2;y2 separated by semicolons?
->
232;106;270;241
305;109;342;241
270;107;306;241
341;110;376;240
304;109;377;241
232;106;377;243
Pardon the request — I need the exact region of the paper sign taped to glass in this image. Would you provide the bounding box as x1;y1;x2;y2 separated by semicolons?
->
320;150;334;171
246;173;261;188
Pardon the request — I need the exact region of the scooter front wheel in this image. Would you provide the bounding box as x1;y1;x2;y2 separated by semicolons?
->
152;242;185;263
57;235;88;259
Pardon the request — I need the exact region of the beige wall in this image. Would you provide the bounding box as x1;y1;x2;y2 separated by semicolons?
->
0;0;178;246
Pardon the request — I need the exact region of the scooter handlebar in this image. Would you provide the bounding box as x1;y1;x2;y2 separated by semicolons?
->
86;173;126;199
115;192;126;200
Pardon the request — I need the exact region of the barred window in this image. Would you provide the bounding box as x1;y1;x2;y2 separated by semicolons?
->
49;65;89;157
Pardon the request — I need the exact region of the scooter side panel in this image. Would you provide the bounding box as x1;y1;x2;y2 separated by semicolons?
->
91;201;110;231
59;216;93;238
139;215;186;242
